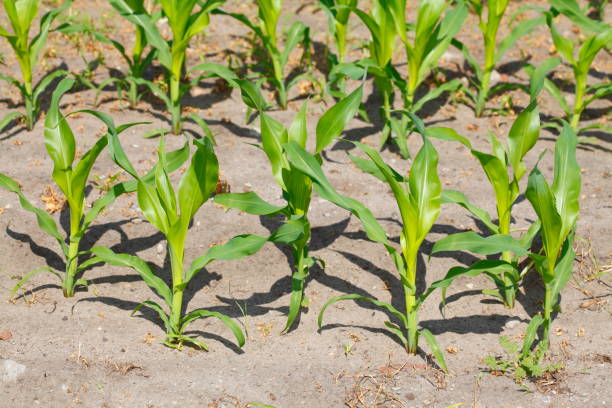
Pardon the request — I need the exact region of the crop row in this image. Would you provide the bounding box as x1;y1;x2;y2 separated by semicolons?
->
0;0;605;376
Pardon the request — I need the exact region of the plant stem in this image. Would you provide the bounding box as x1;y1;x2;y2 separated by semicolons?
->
169;51;185;134
405;248;418;354
63;207;82;298
63;240;79;297
272;57;287;109
169;243;184;335
541;286;553;352
498;212;515;308
570;71;586;130
128;80;139;107
405;292;418;354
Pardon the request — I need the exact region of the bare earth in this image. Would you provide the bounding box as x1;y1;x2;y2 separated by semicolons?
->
0;1;610;407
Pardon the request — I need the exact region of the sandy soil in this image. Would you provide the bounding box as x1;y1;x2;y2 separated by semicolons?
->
0;1;610;407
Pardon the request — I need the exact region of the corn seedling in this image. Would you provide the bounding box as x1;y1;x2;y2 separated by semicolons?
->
0;0;73;131
452;0;544;117
523;122;580;356
1;78;149;297
216;0;311;109
286;114;449;371
348;0;466;158
214;85;363;332
318;0;356;100
90;0;160;106
110;0;236;134
346;0;402;150
428;60;558;309
319;0;356;65
91;128;302;349
392;0;468;157
540;0;611;133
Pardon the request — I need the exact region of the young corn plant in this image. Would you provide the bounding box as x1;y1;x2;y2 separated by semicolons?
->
216;0;311;109
286;115;450;370
0;0;73;131
346;0;401;149
393;0;468;157
541;0;611;133
318;0;356;92
90;128;303;349
428;61;558;309
523;122;580;355
1;78;150;297
319;0;356;65
350;0;467;157
110;0;235;134
452;0;544;117
91;0;161;106
213;85;363;332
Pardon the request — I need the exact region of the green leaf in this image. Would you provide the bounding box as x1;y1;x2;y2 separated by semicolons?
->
186;234;269;283
426;126;472;148
288;101;308;148
418;260;516;307
408;137;441;247
179;309;245;348
315;84;363;153
260;113;289;189
284;142;389;245
348;153;405;183
91;246;173;307
420;328;448;373
178;137;218;229
548;236;576;306
526;168;562;279
527;57;561;102
496;16;545;66
0;173;68;256
283;275;306;334
132;300;172;333
551;123;580;239
44;77;76;197
318;294;408;328
432;231;528;256
507;104;540;180
213;192;284;215
0;111;24;132
10;267;60;295
441;190;498;234
520;314;544;357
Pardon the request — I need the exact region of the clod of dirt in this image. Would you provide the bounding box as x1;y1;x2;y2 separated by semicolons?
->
0;330;12;340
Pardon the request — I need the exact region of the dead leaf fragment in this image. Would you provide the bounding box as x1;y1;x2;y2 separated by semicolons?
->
577;328;585;337
0;330;12;340
144;332;155;344
40;185;66;214
446;345;459;354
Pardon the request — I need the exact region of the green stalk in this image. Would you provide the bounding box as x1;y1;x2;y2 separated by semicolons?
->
498;208;515;308
169;50;185;134
570;71;586;130
541;284;553;351
405;247;418;354
336;22;347;64
272;56;287;109
476;11;503;117
19;58;35;130
168;242;184;335
128;80;139;106
63;206;82;297
405;53;419;110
